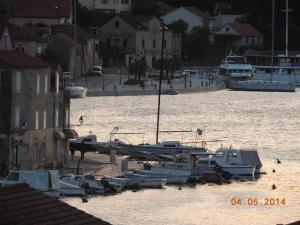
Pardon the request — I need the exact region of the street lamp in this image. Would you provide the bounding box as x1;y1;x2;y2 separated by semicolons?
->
102;73;105;90
156;25;168;144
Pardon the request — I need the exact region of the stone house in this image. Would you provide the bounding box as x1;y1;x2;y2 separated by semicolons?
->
97;15;181;68
0;48;73;173
161;6;213;33
49;25;100;77
214;22;263;49
79;0;132;14
0;23;40;57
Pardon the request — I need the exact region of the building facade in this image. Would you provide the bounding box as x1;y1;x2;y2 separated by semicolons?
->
79;0;132;14
0;49;72;173
98;15;181;68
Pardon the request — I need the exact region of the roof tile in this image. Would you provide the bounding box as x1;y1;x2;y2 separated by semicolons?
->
0;184;111;225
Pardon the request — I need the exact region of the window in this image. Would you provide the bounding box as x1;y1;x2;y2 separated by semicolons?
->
35;111;39;129
15;71;21;93
101;0;108;3
55;109;59;128
44;74;48;94
106;38;111;46
142;39;145;48
226;27;229;32
65;108;69;126
125;0;129;4
123;38;127;47
252;38;255;45
115;21;119;28
153;39;156;48
121;0;125;4
36;75;40;94
246;37;249;44
43;110;47;129
15;107;20;128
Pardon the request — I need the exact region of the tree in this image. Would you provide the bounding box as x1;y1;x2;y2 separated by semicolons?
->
128;59;147;81
168;20;188;34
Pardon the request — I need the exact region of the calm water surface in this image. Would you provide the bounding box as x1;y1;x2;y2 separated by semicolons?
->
64;90;300;225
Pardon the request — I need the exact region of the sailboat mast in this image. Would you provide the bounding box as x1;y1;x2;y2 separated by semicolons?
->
271;0;274;79
285;0;289;57
156;26;167;144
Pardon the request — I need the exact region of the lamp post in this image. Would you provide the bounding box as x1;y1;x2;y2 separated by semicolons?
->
156;26;168;144
102;73;105;90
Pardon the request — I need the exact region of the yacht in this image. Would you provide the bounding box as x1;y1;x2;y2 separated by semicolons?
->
198;148;262;176
219;55;254;80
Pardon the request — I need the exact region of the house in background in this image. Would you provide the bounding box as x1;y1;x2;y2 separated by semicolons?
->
214;22;263;49
213;14;242;31
2;0;72;38
79;0;132;14
0;35;73;172
0;23;40;57
161;6;213;33
49;24;100;77
97;15;181;68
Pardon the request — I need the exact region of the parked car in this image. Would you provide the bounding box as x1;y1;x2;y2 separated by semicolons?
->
89;66;102;76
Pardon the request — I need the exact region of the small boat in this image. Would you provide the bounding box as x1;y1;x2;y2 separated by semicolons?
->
131;169;189;184
65;85;87;98
100;176;128;192
198;147;262;176
60;174;105;194
229;80;296;92
0;170;60;197
69;134;100;154
123;171;167;188
163;88;178;95
59;180;86;196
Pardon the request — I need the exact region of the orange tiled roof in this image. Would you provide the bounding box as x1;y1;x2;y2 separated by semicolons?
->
0;50;49;68
228;23;263;37
12;0;72;19
183;6;210;19
0;23;36;41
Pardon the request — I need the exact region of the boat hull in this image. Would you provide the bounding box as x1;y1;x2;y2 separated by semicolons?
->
229;80;295;92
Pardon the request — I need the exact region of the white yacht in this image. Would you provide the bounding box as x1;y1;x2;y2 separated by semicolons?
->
65;85;87;98
219;55;254;79
198;148;262;176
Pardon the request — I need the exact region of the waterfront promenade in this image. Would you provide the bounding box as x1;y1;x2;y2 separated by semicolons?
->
73;73;225;97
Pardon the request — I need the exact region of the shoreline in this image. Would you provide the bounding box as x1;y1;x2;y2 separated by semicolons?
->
86;84;226;97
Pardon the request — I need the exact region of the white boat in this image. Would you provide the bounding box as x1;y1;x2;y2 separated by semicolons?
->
66;85;87;98
131;169;189;184
59;179;86;196
219;55;254;79
198;148;262;176
60;174;105;194
123;171;167;188
0;170;60;197
126;141;206;155
229;80;295;92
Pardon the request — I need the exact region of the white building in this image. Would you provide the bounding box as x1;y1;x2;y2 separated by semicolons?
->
214;23;263;48
160;6;212;33
79;0;132;14
213;15;242;31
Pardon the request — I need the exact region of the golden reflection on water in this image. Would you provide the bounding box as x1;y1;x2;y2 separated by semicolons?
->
65;90;300;225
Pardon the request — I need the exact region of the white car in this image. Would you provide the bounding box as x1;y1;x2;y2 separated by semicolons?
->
90;66;102;76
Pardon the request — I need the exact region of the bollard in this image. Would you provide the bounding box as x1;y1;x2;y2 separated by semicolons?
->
121;159;128;171
110;150;116;163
